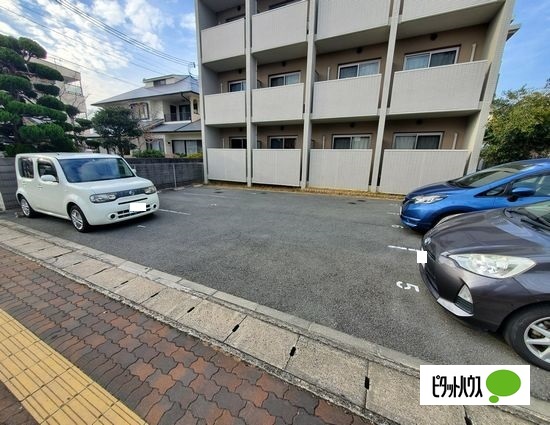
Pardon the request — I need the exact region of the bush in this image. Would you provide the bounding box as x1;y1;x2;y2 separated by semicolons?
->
186;152;203;159
27;62;64;81
5;143;36;157
33;83;60;97
37;95;65;111
133;149;164;158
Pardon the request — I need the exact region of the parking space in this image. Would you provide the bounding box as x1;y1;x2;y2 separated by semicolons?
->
3;185;549;399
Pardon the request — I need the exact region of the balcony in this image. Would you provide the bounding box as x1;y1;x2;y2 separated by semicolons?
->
389;61;488;116
252;0;308;63
201;18;245;71
399;0;505;38
312;74;381;121
316;0;390;53
252;84;304;124
204;91;246;126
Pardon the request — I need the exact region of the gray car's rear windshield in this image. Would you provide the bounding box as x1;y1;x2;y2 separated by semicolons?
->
451;163;534;188
59;158;134;183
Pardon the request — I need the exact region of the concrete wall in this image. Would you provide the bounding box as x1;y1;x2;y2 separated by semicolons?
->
312;122;378;149
316;44;388;81
125;158;203;189
257;125;304;149
0;158;17;211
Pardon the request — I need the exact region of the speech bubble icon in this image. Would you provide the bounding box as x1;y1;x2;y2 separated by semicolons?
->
486;369;521;403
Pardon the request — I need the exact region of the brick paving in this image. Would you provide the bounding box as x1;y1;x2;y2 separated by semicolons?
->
0;247;374;425
0;381;38;425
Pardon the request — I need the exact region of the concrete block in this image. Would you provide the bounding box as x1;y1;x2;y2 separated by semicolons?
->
212;291;259;312
76;247;106;258
226;316;298;369
366;362;464;425
0;231;25;242
64;259;110;279
115;277;164;304
143;288;201;318
3;236;35;247
97;253;126;267
119;261;151;276
255;305;311;331
286;337;368;405
17;241;54;254
177;300;245;342
87;268;136;291
32;246;71;260
177;278;217;296
465;406;534;425
47;253;87;268
145;269;181;284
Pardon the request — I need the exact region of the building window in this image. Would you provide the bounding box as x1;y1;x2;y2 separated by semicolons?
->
333;135;371;149
18;157;34;178
129;102;149;120
268;0;298;10
193;99;199;114
228;80;246;92
146;139;164;153
153;79;166;86
393;133;442;149
338;60;380;79
270;136;296;149
269;72;300;87
404;47;459;70
173;140;203;155
230;138;247;149
225;14;245;22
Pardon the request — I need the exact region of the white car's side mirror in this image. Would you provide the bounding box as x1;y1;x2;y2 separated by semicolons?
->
40;174;58;183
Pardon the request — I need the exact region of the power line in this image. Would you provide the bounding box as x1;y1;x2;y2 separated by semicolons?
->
0;3;183;77
52;0;195;67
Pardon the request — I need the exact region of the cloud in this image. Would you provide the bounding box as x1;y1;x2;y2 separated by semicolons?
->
124;0;170;50
92;0;125;26
0;21;19;37
181;13;196;32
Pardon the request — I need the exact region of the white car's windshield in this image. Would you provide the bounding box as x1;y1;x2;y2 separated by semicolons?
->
59;158;134;183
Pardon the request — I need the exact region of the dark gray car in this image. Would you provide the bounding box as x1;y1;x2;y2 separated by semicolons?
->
419;200;550;370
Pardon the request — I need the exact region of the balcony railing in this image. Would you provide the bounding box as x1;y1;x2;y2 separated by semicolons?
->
312;74;381;120
316;0;390;40
201;18;245;64
252;84;304;123
204;91;246;125
252;0;308;53
401;0;504;22
389;61;488;115
164;113;191;122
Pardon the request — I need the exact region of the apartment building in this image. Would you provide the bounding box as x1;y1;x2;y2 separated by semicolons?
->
195;0;516;194
31;58;87;117
93;75;202;157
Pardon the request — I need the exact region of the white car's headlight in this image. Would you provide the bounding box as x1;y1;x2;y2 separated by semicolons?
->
412;195;446;204
144;185;157;194
89;193;117;203
449;253;535;279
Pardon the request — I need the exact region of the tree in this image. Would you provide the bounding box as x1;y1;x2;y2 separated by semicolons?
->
0;34;77;155
481;83;550;166
91;106;142;156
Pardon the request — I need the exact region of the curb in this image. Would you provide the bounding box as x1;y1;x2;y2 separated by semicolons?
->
0;219;548;425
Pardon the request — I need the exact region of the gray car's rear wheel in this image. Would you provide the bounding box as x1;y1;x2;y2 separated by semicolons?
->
504;305;550;371
19;196;36;218
69;205;91;233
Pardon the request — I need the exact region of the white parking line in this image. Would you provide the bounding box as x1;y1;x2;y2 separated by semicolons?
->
158;208;191;216
387;212;400;215
391;224;404;229
388;245;419;253
183;192;229;199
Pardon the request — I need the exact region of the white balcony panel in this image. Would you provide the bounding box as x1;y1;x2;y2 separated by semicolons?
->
252;149;301;187
312;75;381;119
201;19;245;63
252;84;304;123
402;0;503;22
252;1;308;53
207;148;246;182
204;92;245;125
317;0;390;40
309;149;372;190
379;150;470;194
390;61;488;115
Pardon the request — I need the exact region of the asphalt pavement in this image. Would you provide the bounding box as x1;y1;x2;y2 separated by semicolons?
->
3;185;549;400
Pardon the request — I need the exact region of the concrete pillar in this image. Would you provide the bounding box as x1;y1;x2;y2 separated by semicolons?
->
245;0;257;187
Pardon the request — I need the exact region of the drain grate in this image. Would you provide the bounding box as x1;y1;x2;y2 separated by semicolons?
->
232;324;240;332
187;306;195;313
348;202;357;205
357;199;366;203
289;347;296;357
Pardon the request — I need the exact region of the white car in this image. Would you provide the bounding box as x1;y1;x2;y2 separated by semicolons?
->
15;153;159;232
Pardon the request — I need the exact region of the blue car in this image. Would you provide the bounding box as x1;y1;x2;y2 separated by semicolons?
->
401;159;550;232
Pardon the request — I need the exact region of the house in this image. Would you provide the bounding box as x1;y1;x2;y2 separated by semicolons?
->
93;75;202;157
195;0;517;194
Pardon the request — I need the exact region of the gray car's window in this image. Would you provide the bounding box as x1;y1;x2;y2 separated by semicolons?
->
59;158;134;183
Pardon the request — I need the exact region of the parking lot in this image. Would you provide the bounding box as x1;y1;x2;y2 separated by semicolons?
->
3;185;549;399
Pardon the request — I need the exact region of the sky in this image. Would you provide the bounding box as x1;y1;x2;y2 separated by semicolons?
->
0;0;548;117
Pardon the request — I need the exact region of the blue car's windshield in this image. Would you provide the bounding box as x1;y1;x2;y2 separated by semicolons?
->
451;163;534;188
59;158;134;183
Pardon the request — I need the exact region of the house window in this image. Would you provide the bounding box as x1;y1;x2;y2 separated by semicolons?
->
230;138;247;149
179;104;191;121
393;133;442;149
270;136;296;149
173;140;203;155
338;60;380;79
129;102;149;120
146;139;164;153
269;72;300;87
333;135;371;149
229;80;246;92
404;47;459;70
193;99;199;114
18;157;34;178
153;79;166;86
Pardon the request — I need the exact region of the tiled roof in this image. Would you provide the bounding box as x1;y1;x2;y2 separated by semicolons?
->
149;120;202;133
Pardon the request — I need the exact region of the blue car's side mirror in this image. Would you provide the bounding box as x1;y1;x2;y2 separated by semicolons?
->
510;186;535;198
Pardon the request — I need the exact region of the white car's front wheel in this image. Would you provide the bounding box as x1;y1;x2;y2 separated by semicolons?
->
69;205;91;233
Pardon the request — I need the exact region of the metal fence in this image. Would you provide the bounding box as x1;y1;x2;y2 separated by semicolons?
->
0;158;17;211
126;158;203;190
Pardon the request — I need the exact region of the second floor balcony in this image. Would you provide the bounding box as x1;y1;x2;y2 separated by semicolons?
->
252;84;304;124
201;18;246;71
389;60;489;116
312;74;382;121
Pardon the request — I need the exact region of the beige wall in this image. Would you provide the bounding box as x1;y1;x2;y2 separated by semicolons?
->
257;125;303;149
219;127;248;148
217;70;247;93
393;24;489;72
316;44;388;81
311;122;379;149
256;57;307;87
216;5;246;24
382;117;470;150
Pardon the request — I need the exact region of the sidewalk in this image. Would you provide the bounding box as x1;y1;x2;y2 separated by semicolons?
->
0;247;373;425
